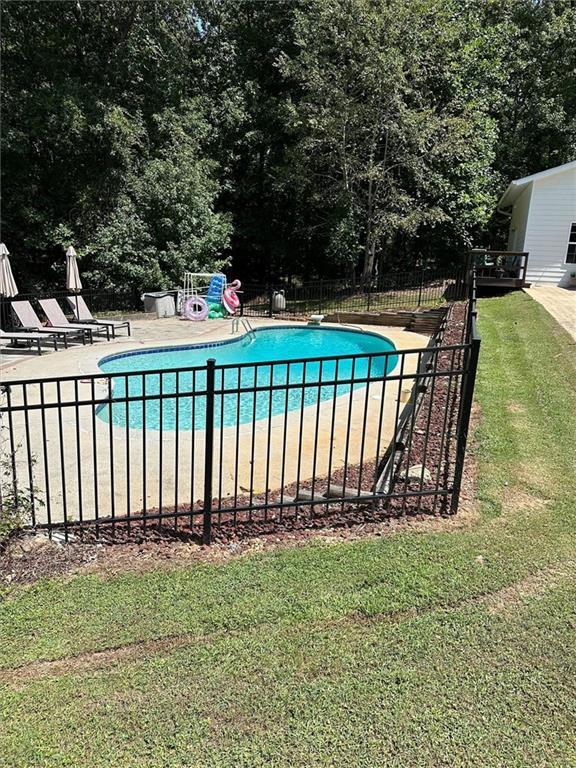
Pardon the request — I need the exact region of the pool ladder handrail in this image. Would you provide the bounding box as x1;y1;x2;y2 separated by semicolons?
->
231;317;256;339
337;319;366;333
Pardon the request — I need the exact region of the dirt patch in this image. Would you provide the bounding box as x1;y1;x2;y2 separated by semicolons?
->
480;560;576;614
500;487;549;516
0;633;198;690
506;402;526;414
517;460;556;495
0;492;476;589
0;535;99;587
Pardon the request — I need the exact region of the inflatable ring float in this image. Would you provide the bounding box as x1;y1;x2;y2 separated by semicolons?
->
222;280;241;314
182;296;209;321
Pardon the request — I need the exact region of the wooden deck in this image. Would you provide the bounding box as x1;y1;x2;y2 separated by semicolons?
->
472;250;529;289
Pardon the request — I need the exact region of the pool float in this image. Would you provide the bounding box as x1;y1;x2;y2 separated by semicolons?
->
206;273;227;304
181;296;209;321
208;302;227;319
222;279;241;314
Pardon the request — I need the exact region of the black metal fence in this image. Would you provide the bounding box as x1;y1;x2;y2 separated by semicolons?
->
4;265;464;323
8;286;142;316
0;269;479;543
240;266;467;318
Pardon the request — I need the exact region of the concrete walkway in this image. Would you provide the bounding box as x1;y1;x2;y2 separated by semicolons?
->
524;286;576;341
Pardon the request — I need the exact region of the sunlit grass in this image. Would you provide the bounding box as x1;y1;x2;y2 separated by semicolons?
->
1;291;575;767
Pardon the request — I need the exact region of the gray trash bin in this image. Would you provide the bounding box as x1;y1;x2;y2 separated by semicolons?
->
141;291;176;318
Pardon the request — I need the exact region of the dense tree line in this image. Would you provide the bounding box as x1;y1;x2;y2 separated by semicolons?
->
1;0;575;293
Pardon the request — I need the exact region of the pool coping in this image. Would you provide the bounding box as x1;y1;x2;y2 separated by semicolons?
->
97;323;399;370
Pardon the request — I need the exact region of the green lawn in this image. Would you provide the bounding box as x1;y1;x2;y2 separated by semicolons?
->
1;292;576;767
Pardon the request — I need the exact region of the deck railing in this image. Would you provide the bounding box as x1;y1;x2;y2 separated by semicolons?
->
472;249;528;287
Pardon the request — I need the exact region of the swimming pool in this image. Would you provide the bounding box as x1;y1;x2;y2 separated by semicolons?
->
97;326;398;431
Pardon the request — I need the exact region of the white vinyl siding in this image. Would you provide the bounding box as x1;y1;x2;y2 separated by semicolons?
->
507;184;532;251
522;167;576;286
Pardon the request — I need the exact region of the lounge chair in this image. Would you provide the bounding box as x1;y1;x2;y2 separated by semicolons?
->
0;328;59;355
11;300;90;345
66;295;131;338
39;298;110;341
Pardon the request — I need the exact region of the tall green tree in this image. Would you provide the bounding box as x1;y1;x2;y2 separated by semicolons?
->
281;0;506;282
494;0;576;181
1;0;575;289
194;0;306;280
1;0;230;292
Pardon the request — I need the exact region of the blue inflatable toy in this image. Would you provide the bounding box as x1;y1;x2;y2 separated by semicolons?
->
206;274;226;305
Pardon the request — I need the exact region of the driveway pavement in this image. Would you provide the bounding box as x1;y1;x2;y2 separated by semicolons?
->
524;286;576;341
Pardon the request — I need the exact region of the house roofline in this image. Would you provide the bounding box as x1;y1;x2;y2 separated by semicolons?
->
497;159;576;209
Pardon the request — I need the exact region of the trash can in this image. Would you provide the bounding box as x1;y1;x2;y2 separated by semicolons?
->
141;291;177;318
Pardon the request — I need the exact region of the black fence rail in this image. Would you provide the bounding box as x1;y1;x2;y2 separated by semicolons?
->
4;287;142;316
0;269;480;543
3;265;467;324
240;266;468;318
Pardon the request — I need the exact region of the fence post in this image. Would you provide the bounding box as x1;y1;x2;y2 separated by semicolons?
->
2;384;19;505
417;266;424;307
450;335;481;514
202;358;216;545
268;287;274;318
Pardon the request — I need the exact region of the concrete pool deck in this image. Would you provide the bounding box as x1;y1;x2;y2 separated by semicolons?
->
1;314;429;381
1;316;431;526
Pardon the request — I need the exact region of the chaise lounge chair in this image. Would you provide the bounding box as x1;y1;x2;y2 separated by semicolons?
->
66;295;131;338
0;328;59;355
11;300;91;346
38;298;110;341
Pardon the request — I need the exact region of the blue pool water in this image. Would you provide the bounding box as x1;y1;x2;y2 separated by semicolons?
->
97;326;398;431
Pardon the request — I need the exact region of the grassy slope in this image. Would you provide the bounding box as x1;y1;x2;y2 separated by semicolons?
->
1;292;575;767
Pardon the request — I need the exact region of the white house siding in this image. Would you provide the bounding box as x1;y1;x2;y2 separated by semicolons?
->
523;168;576;286
507;184;532;251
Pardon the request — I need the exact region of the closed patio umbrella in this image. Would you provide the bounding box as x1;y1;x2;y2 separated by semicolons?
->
0;243;18;298
66;246;82;318
66;246;82;293
0;243;18;329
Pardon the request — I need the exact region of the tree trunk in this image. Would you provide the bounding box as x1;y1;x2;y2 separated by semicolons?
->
361;237;376;286
361;170;375;287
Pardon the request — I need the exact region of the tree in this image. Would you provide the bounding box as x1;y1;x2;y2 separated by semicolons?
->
280;0;509;282
1;0;574;288
494;0;576;181
1;0;230;292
